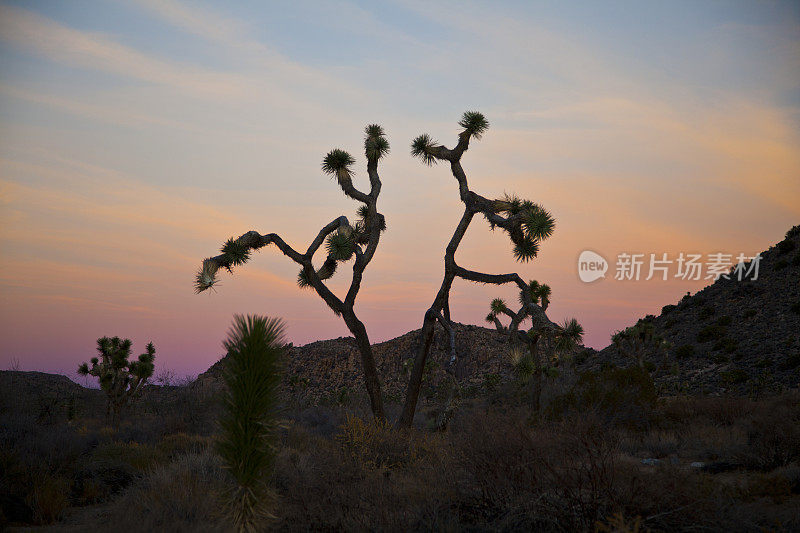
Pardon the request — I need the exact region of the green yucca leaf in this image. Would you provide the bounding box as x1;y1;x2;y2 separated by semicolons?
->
322;149;355;183
221;238;251;267
317;257;338;280
518;279;542;306
195;260;219;293
364;125;389;161
297;267;312;289
494;194;523;215
365;124;385;138
490;298;508;314
325;228;355;261
411;134;438;166
357;205;387;233
523;205;556;240
218;314;284;529
513;352;536;378
561;318;584;344
512;237;539;262
458;111;489;139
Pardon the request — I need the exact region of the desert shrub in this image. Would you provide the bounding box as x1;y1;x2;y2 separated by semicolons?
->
483;373;501;394
336;413;438;469
157;433;213;458
107;451;228;533
712;354;729;364
720;369;749;385
91;441;165;472
743;308;757;319
661;304;676;315
712;338;737;354
26;472;70;525
697;325;726;343
779;353;800;370
739;399;800;470
777;238;796;255
716;315;732;327
549;366;657;430
743;473;792;502
775;259;788;270
787;226;800;240
792;253;800;266
675;345;695;359
698;306;716;320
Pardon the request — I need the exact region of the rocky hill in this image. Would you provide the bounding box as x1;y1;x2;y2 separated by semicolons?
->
197;225;800;402
581;225;800;394
195;321;513;406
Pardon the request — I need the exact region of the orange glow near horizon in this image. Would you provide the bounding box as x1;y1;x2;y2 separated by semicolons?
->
1;1;799;380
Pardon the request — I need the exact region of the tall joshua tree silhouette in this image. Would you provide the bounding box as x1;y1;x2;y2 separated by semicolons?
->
195;125;390;420
398;111;560;427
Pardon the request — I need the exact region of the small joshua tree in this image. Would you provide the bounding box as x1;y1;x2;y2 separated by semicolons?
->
195;125;389;420
217;315;284;531
486;282;584;410
398;111;562;427
77;337;155;428
612;317;668;368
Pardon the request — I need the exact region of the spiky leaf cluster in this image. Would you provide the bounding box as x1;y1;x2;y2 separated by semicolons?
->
322;149;355;187
555;318;584;354
512;237;540;262
490;298;508;315
494;194;555;263
411;134;439;166
221;238;251;267
297;267;312;289
519;279;551;310
364;124;390;161
195;260;219;293
325;227;356;261
458;111;489;139
356;204;387;233
218;315;284;530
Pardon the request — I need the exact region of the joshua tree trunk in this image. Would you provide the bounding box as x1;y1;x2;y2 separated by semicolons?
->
342;309;384;419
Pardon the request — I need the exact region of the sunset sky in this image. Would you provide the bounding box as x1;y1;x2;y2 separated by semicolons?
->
1;1;799;381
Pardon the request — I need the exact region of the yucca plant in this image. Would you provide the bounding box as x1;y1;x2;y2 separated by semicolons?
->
399;111;563;427
195;124;390;420
77;337;155;428
217;314;285;532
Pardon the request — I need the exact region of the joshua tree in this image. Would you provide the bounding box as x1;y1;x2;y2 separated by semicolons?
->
612;317;668;368
77;337;155;428
486;282;584;410
218;315;285;531
398;111;561;427
195;125;389;420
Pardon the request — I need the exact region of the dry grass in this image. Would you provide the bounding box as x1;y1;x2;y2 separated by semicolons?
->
2;379;799;531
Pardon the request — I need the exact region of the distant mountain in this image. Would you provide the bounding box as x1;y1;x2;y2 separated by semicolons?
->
581;225;800;394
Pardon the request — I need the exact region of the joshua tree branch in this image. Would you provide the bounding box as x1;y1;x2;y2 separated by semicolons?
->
196;125;391;420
